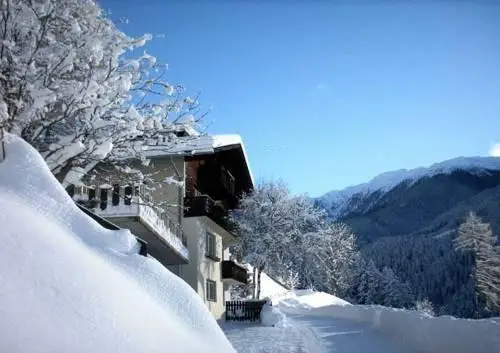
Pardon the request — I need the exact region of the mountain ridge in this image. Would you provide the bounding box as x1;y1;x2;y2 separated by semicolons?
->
317;156;500;219
314;156;500;318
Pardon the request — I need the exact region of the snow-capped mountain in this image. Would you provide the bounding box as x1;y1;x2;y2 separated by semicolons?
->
316;156;500;320
317;156;500;220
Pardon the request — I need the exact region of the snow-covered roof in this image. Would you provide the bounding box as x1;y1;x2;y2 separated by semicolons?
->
145;134;255;188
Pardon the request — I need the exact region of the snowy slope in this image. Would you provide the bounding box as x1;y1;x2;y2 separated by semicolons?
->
318;156;500;218
279;290;351;309
0;133;234;353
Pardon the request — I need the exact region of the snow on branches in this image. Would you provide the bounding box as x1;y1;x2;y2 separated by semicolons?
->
454;212;500;315
0;0;206;185
231;180;361;299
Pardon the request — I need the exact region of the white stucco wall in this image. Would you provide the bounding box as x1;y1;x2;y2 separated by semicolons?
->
182;217;231;319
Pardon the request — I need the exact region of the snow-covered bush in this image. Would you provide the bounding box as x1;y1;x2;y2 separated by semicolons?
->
414;298;435;317
260;301;285;327
0;0;205;186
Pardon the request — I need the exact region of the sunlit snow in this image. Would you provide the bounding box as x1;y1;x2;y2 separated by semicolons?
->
0;132;234;353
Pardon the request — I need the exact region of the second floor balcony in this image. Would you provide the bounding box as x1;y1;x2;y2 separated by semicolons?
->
184;192;237;234
221;260;248;284
69;184;188;265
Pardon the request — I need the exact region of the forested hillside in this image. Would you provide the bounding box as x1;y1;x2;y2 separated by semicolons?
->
316;163;500;318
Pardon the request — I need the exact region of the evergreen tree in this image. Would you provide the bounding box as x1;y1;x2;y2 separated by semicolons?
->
357;260;383;304
454;212;500;315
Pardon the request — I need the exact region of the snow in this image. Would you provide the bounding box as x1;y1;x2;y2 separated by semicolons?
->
81;195;189;260
223;306;419;353
290;315;419;353
278;294;500;353
279;290;351;310
221;318;326;353
164;175;185;187
0;132;234;353
260;302;285;327
258;271;291;301
318;156;500;218
144;134;255;187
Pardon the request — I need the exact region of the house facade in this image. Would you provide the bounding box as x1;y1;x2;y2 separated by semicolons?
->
70;133;252;318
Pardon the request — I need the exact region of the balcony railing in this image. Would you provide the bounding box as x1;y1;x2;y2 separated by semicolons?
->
184;194;236;233
221;260;248;284
69;184;188;258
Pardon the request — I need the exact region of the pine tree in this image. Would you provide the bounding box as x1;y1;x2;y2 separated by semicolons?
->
357;260;383;304
381;267;400;307
454;212;500;315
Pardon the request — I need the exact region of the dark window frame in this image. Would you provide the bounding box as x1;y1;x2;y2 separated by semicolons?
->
206;279;217;302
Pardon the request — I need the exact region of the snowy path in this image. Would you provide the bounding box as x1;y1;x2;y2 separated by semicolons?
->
290;314;421;353
222;314;422;353
221;318;326;353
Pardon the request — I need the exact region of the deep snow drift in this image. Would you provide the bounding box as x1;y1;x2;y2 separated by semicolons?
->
0;133;234;353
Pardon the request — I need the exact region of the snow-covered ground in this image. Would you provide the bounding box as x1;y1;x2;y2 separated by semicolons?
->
0;133;234;353
278;291;500;353
221;319;326;353
222;292;419;353
223;288;500;353
278;289;350;308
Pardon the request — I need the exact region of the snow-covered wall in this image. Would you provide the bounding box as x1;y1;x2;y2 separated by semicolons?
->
280;300;500;353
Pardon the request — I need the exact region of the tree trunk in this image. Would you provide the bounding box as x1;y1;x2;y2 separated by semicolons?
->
256;266;263;300
252;267;257;299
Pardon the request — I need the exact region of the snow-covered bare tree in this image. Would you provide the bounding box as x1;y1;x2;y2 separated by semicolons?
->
231;180;328;299
0;0;205;186
454;212;500;315
232;180;363;300
304;223;360;298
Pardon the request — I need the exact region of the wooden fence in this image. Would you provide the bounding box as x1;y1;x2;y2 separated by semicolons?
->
225;300;268;322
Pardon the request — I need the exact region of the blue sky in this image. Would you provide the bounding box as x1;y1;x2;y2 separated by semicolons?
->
100;1;500;197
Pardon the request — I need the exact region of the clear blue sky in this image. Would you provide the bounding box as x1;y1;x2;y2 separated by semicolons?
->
100;0;500;197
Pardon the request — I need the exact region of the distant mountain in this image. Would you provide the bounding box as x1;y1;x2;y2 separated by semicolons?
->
315;156;500;318
316;156;500;242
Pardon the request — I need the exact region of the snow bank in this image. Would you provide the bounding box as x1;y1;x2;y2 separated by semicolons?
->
248;266;291;301
260;302;285;327
279;297;500;353
0;133;234;353
278;290;350;314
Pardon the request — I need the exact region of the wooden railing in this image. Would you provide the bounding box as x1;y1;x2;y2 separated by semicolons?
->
184;194;236;234
221;260;248;284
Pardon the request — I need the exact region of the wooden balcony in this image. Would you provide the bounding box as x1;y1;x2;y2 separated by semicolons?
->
221;260;248;284
184;194;236;234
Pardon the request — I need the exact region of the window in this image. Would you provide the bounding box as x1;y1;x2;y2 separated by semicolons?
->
206;279;217;302
205;232;217;260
